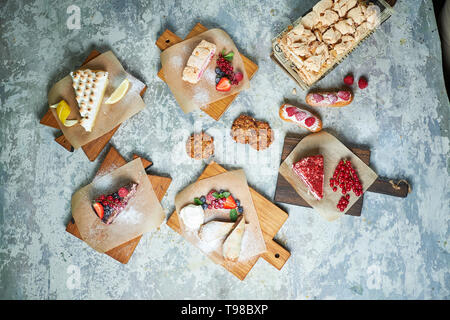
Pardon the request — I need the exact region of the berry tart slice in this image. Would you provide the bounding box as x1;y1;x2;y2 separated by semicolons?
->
92;182;138;225
292;155;324;200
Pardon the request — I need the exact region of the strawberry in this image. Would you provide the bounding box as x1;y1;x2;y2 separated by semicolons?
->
313;93;324;102
304;117;316;127
216;77;231;92
358;77;368;89
295;111;307;122
337;90;351;101
285;106;299;117
93;202;104;219
223;195;237;209
344;75;354;85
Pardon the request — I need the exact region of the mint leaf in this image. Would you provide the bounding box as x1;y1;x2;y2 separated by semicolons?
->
212;192;221;199
222;191;231;198
194;197;203;205
224;51;234;62
230;209;238;221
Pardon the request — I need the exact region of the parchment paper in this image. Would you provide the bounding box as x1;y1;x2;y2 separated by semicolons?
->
174;169;266;264
71;158;165;253
48;51;146;149
279;131;378;221
161;29;250;113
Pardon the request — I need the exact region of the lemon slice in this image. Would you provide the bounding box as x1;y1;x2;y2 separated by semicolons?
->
49;100;79;127
63;119;78;127
105;79;129;104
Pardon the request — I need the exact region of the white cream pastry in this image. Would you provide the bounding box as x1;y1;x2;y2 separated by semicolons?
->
179;204;205;230
182;40;216;84
222;216;245;262
198;220;235;242
70;69;108;132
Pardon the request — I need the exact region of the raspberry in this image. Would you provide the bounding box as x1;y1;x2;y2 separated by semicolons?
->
304;117;316;127
285;107;298;117
295;111;307;122
338;91;351;101
313;93;324;102
358;77;368;89
344;75;354;85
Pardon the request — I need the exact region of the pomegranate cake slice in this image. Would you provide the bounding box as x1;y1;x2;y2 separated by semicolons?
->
92;182;138;225
292;155;324;200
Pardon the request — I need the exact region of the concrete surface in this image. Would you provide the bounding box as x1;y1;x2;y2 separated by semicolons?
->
0;0;449;299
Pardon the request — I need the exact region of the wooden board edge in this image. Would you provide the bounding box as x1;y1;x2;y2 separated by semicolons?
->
65;148;172;264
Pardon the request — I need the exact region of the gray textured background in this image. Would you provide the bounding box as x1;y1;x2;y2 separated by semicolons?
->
0;0;449;299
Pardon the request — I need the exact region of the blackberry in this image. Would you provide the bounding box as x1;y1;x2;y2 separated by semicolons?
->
215;76;221;84
201;203;208;210
215;67;221;74
235;199;240;207
237;206;243;214
200;196;206;203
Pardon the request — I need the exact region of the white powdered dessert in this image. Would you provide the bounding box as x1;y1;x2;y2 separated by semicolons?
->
70;69;109;132
179;204;205;230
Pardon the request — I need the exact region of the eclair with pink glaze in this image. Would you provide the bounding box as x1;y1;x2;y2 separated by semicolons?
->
305;90;353;107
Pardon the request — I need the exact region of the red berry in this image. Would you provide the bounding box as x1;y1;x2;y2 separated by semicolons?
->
344;75;354;85
304;117;316;127
333;186;338;192
234;72;243;82
93;202;104;219
338;90;351;101
118;187;129;198
358;77;368;89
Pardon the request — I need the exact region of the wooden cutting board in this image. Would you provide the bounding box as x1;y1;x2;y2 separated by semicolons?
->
40;50;147;161
66;146;172;264
274;134;409;216
167;161;290;281
156;23;258;121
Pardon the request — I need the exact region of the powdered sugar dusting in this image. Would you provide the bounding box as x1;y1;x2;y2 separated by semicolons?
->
192;87;210;105
115;205;143;225
203;67;216;84
169;55;183;69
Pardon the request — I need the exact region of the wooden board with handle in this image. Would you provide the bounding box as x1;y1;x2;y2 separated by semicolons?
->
66;146;172;264
274;134;410;216
40;50;147;161
167;161;290;281
156;23;258;121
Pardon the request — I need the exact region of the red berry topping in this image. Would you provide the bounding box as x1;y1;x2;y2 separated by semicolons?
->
285;106;298;117
358;77;368;89
313;93;324;102
304;117;316;127
223;195;237;209
93;202;104;219
234;72;243;82
327;94;338;104
295;111;307;122
344;75;354;85
118;187;129;198
216;77;231;92
337;90;351;101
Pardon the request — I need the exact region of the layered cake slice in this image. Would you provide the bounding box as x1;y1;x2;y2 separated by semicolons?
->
292;155;324;200
182;40;216;84
92;182;138;225
70;69;109;132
